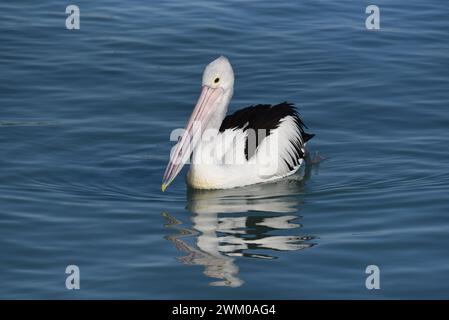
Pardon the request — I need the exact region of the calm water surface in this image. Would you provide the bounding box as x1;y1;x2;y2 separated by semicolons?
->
1;0;449;299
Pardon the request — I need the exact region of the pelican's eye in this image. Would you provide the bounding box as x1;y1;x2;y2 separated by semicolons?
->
214;77;220;84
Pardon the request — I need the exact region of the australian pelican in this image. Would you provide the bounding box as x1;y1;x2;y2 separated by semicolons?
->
162;56;314;191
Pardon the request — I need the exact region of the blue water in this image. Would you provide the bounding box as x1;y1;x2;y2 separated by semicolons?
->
1;0;448;299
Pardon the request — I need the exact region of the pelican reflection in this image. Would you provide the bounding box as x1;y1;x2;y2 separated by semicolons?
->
163;168;316;287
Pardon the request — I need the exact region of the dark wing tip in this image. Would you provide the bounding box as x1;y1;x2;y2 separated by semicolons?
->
303;132;315;142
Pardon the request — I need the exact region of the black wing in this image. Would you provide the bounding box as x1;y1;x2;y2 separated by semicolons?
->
219;102;314;161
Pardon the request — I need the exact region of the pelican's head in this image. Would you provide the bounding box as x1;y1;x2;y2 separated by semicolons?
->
162;56;234;192
202;56;234;93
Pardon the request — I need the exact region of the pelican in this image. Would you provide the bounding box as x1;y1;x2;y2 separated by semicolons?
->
162;56;314;191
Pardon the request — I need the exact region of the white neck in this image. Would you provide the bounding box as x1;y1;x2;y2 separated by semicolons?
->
203;88;233;132
190;88;232;168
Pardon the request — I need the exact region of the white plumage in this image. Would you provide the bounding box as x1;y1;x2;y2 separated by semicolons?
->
187;115;308;189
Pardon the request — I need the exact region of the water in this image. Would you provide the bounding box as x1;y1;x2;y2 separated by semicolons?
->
1;0;448;299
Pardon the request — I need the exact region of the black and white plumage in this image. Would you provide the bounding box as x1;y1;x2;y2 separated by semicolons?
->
220;102;314;166
162;57;314;191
